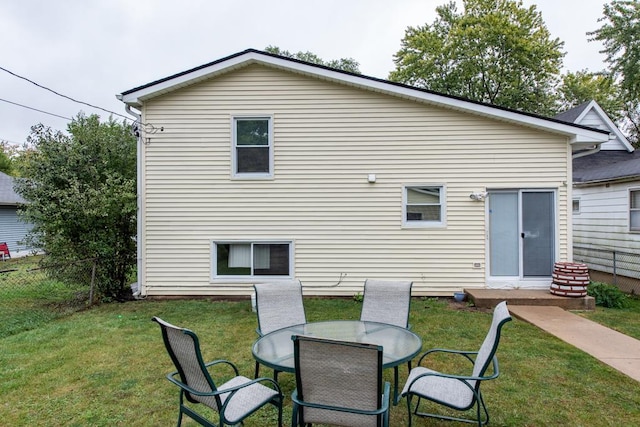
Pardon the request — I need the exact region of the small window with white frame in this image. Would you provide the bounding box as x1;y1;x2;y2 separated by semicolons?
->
213;241;292;279
572;198;580;214
630;189;640;232
232;116;273;178
403;185;446;227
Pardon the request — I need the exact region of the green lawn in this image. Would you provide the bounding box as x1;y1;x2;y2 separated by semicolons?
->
2;297;640;426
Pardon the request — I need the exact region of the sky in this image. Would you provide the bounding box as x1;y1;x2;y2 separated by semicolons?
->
0;0;611;146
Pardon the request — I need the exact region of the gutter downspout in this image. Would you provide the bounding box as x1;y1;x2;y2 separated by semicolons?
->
572;144;601;159
121;102;145;298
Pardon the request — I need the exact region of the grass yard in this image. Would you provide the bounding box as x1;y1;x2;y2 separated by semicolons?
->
2;297;640;426
579;296;640;340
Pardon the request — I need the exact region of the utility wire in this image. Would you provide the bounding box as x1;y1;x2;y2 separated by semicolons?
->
0;65;133;123
0;97;72;121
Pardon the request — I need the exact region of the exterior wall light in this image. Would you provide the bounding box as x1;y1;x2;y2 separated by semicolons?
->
470;191;488;201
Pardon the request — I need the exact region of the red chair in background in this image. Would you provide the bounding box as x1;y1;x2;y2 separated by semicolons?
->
0;242;11;260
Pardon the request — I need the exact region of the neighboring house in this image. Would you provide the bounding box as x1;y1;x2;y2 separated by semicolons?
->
556;100;640;280
0;171;31;256
118;49;609;298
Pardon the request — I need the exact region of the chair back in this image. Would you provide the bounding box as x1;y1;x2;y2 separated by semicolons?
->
254;280;306;335
293;335;384;427
360;279;412;328
152;317;221;411
472;301;512;379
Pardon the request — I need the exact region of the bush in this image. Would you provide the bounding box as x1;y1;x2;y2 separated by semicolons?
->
587;282;629;308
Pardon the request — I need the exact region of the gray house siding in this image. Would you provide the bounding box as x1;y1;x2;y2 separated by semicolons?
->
0;171;33;256
0;205;32;254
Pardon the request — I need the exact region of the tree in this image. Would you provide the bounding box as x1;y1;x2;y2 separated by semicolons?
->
265;46;361;74
389;0;564;116
557;70;625;121
14;114;137;300
589;0;640;146
0;143;12;175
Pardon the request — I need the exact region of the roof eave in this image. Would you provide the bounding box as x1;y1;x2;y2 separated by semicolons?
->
118;49;610;144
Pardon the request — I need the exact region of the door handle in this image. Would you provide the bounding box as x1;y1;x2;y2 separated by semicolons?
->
521;232;525;238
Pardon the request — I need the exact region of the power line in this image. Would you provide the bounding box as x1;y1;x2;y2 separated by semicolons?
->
0;65;133;122
0;97;72;121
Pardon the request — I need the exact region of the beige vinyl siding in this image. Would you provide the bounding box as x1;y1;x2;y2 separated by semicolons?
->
139;64;570;296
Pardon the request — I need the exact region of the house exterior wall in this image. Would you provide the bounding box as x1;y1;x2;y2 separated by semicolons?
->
0;206;32;254
138;64;570;297
580;109;628;151
573;181;640;278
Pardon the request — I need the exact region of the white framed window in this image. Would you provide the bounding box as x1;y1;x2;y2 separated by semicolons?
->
212;240;293;280
232;116;273;179
572;198;580;214
630;189;640;232
403;185;446;227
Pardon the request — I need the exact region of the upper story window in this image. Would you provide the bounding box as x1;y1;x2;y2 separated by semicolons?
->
232;116;273;179
630;189;640;232
403;185;446;227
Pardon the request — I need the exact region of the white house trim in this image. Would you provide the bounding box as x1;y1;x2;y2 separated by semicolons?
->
118;49;609;148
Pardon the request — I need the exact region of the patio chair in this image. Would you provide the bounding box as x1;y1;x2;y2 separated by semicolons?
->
152;317;283;427
0;242;10;261
291;335;390;427
254;280;306;379
360;279;413;328
401;301;512;427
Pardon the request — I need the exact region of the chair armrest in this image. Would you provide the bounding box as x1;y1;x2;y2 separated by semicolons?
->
408;356;500;386
203;359;240;377
167;371;282;399
291;381;391;417
417;348;479;366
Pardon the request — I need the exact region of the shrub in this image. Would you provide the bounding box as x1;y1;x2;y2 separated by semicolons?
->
587;281;629;308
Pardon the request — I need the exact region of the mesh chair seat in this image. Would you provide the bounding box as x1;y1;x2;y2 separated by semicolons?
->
402;367;476;409
215;376;281;424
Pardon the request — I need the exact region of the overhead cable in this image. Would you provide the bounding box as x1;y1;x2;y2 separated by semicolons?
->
0;97;73;121
0;65;133;122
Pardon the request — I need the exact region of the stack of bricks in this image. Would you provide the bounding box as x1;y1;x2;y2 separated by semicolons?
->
550;262;590;297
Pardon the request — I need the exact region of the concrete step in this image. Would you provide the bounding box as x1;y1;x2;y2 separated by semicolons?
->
465;289;595;311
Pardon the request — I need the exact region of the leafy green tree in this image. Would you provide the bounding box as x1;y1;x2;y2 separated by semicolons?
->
0;143;13;175
389;0;564;116
589;0;640;101
265;46;361;74
14;114;137;300
558;70;625;121
589;0;640;146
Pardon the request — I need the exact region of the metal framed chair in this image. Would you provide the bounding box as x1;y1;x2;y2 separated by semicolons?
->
401;301;512;426
152;317;283;427
254;280;306;379
291;335;390;427
360;279;413;328
0;242;10;261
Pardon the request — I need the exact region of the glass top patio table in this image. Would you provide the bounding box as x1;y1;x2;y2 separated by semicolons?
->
252;320;423;404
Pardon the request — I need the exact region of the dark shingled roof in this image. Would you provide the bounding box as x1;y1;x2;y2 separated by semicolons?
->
555;101;591;123
0;171;26;205
573;150;640;183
